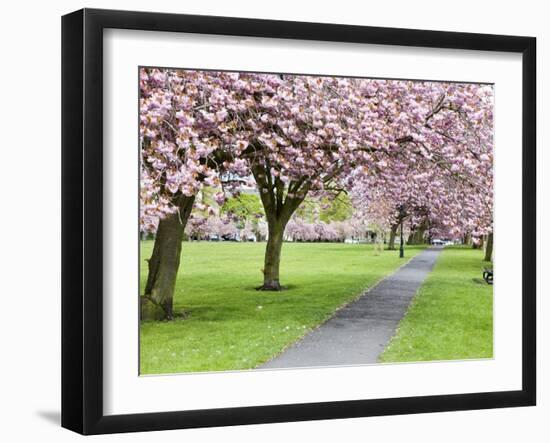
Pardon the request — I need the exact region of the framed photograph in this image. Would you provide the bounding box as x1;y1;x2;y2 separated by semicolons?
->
62;8;536;435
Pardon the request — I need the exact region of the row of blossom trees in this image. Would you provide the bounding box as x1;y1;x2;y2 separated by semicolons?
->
140;68;493;320
173;195;364;243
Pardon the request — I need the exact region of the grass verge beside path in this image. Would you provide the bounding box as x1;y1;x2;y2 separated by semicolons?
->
379;246;493;363
140;241;425;374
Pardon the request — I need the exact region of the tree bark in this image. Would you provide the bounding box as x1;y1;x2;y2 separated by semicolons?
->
261;221;285;290
415;227;426;244
407;230;423;245
419;231;426;244
387;224;398;250
484;232;493;262
408;219;427;245
141;195;195;321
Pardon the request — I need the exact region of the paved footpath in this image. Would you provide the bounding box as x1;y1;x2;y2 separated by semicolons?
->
261;247;443;369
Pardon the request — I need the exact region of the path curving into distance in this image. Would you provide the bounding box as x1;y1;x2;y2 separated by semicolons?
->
260;247;443;369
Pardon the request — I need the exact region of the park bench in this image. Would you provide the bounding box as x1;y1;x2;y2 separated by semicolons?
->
483;267;493;285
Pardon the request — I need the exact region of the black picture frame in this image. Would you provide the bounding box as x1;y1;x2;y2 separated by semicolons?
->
62;8;536;435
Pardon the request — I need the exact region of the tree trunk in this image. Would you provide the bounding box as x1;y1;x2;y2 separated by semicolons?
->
253;226;263;242
260;221;285;290
408;219;427;245
251;164;309;291
484;232;493;262
410;229;423;245
416;227;426;244
141;195;195;321
387;224;398;250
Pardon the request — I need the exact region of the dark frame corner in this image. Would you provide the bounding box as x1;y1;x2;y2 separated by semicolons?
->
62;8;536;435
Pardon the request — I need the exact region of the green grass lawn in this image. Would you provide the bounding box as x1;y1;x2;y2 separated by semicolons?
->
379;246;493;363
140;241;424;374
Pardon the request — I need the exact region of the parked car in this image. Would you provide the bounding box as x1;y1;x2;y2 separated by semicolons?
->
432;238;454;246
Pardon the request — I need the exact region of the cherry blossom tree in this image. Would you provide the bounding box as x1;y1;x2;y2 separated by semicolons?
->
285;218;317;242
140;68;250;319
141;67;494;312
347;79;493;253
215;74;382;289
